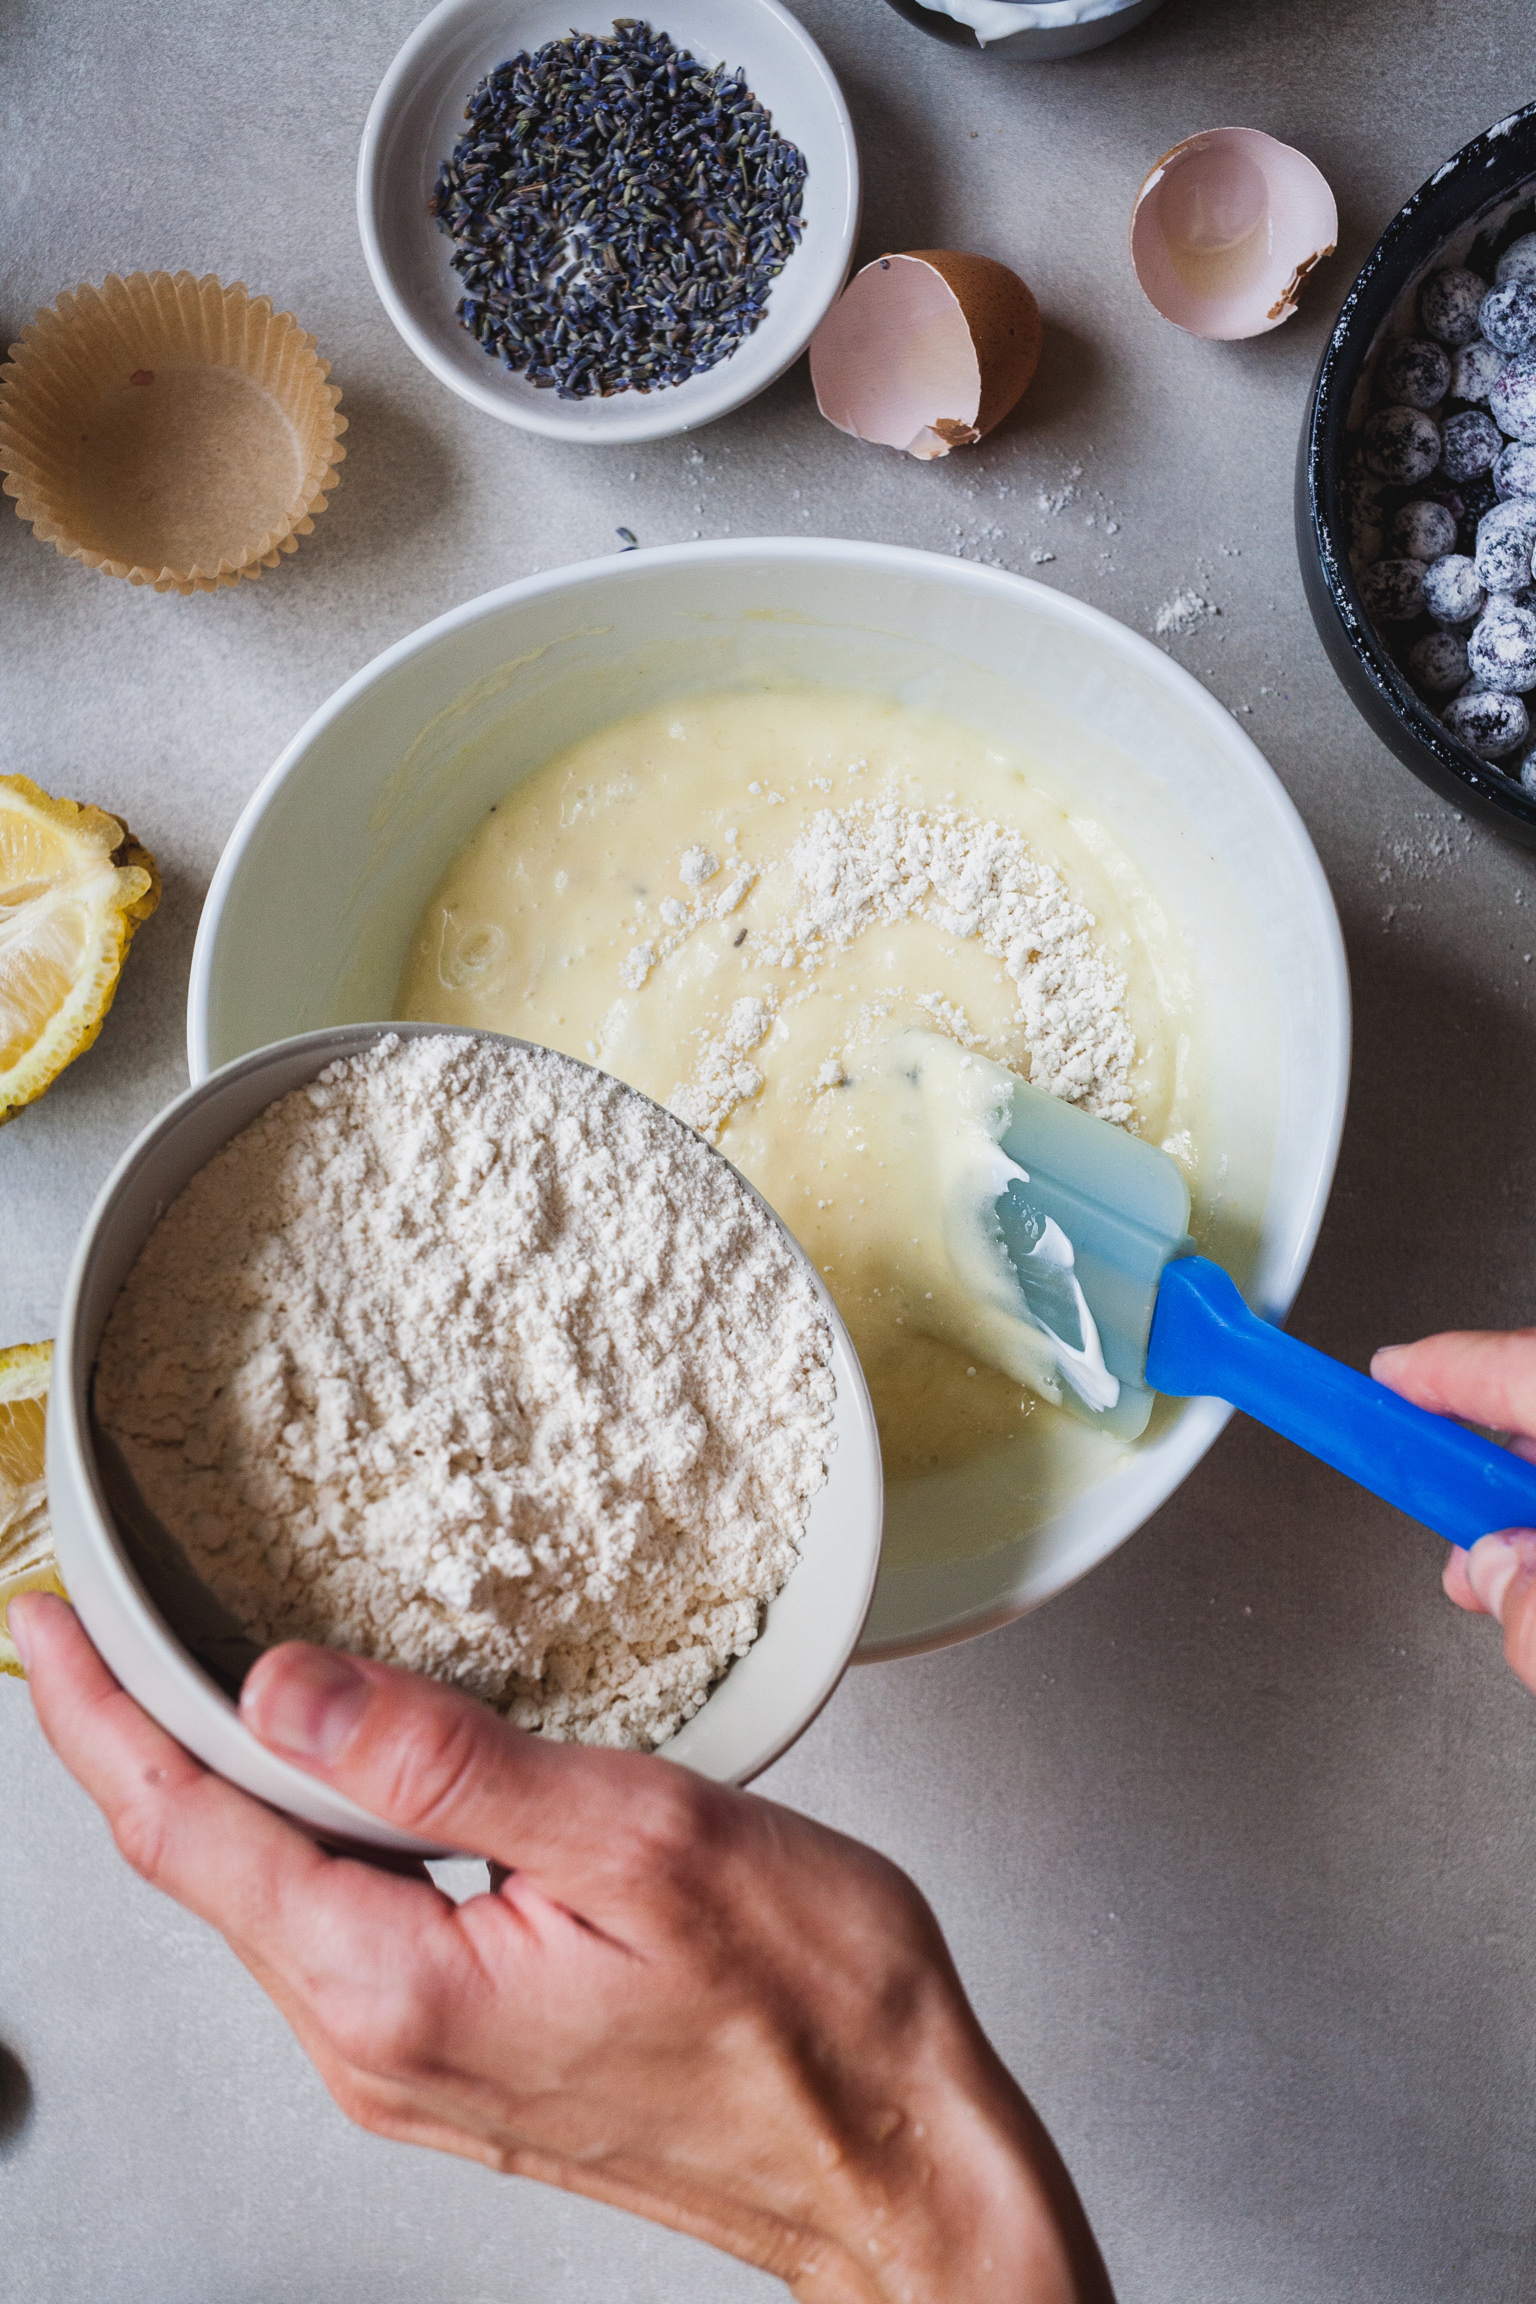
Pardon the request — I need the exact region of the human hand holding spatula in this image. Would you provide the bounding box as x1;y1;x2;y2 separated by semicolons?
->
884;1029;1536;1546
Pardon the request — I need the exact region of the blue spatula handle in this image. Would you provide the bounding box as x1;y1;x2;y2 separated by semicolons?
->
1146;1256;1536;1547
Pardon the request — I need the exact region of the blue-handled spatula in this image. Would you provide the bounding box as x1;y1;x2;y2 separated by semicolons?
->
891;1029;1536;1546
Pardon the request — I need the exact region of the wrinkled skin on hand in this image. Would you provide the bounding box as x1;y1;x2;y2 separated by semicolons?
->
1374;1327;1536;1693
14;1595;1112;2304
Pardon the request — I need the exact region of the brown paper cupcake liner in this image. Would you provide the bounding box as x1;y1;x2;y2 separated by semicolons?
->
0;271;347;595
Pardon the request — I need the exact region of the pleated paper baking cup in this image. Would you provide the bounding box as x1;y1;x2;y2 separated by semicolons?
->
0;273;347;595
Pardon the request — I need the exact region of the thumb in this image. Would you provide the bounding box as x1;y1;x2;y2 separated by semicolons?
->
240;1643;673;1885
1458;1533;1536;1699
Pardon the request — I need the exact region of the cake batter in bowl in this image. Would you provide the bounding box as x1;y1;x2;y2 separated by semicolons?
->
188;540;1349;1657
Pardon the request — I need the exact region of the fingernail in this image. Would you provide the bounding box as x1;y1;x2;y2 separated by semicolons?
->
243;1648;370;1763
1370;1345;1406;1376
1464;1531;1536;1622
6;1596;36;1673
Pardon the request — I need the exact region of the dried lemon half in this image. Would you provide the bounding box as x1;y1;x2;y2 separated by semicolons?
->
0;774;160;1125
0;1341;61;1678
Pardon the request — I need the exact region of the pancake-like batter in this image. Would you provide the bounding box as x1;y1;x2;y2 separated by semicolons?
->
398;688;1201;1502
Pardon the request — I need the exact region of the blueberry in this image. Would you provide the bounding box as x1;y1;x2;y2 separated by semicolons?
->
1420;267;1490;347
1421;552;1486;624
1443;686;1529;757
1468;599;1536;691
1496;232;1536;288
1379;336;1451;409
1493;439;1536;498
1359;557;1427;621
1408;629;1470;695
1362;405;1443;483
1392;499;1458;559
1450;339;1506;405
1490;353;1536;442
1440;407;1504;480
1475;498;1536;592
1480;280;1536;356
1521;746;1536;792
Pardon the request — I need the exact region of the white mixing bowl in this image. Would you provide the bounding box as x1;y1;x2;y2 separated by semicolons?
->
47;1023;883;1852
189;540;1350;1658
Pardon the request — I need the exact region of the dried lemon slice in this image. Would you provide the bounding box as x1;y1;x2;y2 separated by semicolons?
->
0;774;160;1125
0;1341;61;1678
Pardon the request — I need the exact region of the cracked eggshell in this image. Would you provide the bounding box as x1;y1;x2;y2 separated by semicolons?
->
1131;127;1337;340
809;250;1042;459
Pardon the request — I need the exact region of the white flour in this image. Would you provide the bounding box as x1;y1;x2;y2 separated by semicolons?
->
94;1034;835;1750
670;801;1135;1141
1153;589;1219;639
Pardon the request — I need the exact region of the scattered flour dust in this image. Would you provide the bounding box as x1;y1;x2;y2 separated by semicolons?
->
668;799;1136;1142
94;1034;835;1751
1153;589;1220;639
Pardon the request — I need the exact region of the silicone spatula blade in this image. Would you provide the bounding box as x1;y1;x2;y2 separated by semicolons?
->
996;1069;1536;1545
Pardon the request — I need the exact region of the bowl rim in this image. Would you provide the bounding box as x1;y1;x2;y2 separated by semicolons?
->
356;0;861;443
1299;99;1536;840
186;537;1351;1655
48;1021;882;1843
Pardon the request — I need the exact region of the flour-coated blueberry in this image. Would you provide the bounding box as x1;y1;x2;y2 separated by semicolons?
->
1421;553;1486;623
1359;558;1427;621
1421;267;1489;346
1480;279;1536;356
1496;232;1536;288
1443;686;1529;756
1392;500;1458;559
1493;440;1536;498
1468;599;1536;691
1408;629;1470;695
1440;408;1504;480
1450;339;1506;405
1363;405;1442;483
1475;499;1536;592
1491;354;1536;442
1379;337;1451;408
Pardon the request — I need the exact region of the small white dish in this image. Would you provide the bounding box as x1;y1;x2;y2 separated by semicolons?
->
187;539;1349;1661
47;1023;883;1853
357;0;860;443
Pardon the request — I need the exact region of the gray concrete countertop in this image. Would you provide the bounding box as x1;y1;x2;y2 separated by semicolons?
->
5;3;1536;2297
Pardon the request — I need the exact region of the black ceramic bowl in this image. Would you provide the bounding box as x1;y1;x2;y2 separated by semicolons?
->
1298;103;1536;845
877;0;1168;59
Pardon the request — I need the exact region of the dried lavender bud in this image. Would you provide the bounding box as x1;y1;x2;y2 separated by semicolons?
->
1439;407;1504;481
430;21;808;401
1362;405;1442;483
1420;267;1489;347
1392;499;1457;559
1408;628;1469;696
1443;686;1529;756
1379;337;1451;408
1450;339;1506;405
1491;354;1536;443
1480;280;1536;357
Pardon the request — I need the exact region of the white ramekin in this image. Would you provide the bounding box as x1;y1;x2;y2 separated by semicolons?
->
47;1023;882;1852
358;0;860;443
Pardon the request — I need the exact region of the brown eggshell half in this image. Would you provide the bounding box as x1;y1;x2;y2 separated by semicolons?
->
810;251;1042;460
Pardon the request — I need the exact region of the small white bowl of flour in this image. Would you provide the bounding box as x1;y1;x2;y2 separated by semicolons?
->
48;1026;881;1853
